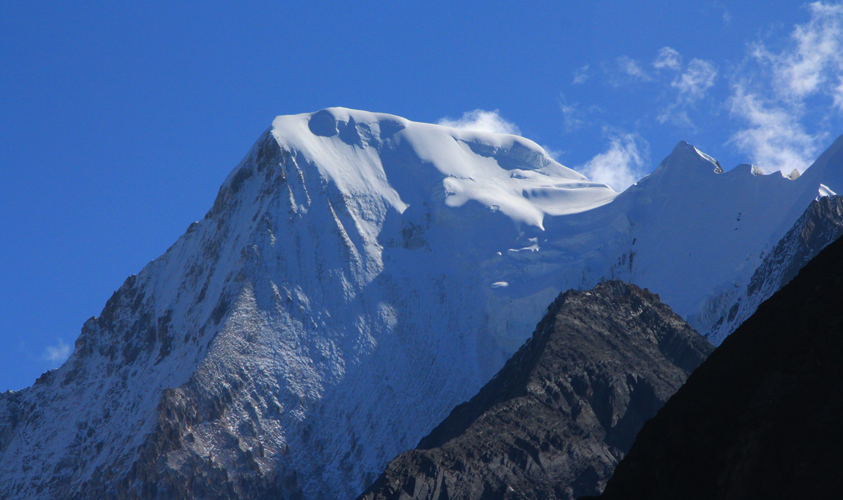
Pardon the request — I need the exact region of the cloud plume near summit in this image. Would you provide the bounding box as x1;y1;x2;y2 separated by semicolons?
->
578;132;650;192
438;109;521;135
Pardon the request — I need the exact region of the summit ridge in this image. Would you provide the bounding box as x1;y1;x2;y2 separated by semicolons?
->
1;108;842;499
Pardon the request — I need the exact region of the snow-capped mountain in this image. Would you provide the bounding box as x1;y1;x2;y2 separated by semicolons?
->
592;196;843;500
705;194;843;345
597;138;843;336
1;108;842;499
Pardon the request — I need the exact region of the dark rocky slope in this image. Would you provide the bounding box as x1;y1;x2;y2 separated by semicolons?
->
358;281;713;500
590;222;843;500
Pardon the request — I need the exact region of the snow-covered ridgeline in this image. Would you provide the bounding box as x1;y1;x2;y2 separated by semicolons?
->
2;107;843;499
0;108;620;499
705;194;843;345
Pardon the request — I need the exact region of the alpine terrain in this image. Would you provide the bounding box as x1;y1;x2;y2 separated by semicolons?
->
590;197;843;500
359;281;712;500
1;108;842;499
705;194;843;345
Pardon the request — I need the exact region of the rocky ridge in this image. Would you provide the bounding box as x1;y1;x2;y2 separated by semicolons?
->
0;109;620;500
359;281;713;500
591;210;843;500
2;108;842;499
705;194;843;345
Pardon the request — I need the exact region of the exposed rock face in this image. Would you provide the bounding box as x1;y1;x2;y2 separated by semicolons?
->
3;108;842;500
358;281;713;500
0;131;304;500
591;225;843;499
705;194;843;345
0;109;622;500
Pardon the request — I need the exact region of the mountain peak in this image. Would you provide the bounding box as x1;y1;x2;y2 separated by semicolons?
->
303;107;408;141
4;110;843;500
268;108;617;230
661;141;722;174
279;107;540;156
360;281;712;500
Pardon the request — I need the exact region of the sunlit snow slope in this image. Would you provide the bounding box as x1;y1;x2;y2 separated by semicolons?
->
1;108;841;500
616;137;843;335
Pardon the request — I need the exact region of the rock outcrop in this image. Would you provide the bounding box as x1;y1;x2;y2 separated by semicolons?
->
705;194;843;344
5;108;843;499
359;281;713;500
591;222;843;500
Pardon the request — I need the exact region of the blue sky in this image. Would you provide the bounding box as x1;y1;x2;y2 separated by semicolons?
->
3;1;843;390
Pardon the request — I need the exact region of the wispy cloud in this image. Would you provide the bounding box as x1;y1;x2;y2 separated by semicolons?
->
615;56;653;83
438;109;521;135
559;95;585;132
729;83;824;172
577;132;650;192
563;3;843;177
653;47;682;71
560;103;583;133
558;94;605;133
728;1;843;172
728;83;821;173
600;47;718;128
763;2;843;102
572;64;590;85
659;57;719;127
673;59;718;100
43;339;72;365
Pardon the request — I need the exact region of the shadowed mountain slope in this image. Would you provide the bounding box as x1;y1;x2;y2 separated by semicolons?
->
359;281;713;500
705;194;843;344
2;108;841;499
591;215;843;500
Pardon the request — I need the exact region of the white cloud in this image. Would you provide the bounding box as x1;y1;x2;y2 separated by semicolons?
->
728;2;843;172
764;2;843;102
659;58;718;126
541;145;564;161
616;56;652;82
673;59;718;100
728;83;824;173
437;109;521;135
577;133;650;192
572;64;590;85
43;339;72;365
653;47;682;71
559;94;586;132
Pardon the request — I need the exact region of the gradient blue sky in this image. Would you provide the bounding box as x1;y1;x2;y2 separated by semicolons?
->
3;1;843;390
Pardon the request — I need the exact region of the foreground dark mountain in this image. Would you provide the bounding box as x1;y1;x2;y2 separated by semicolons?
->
591;219;843;500
706;194;843;344
2;108;841;499
359;281;713;500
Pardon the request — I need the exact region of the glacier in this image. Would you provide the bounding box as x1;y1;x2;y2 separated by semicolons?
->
1;108;842;499
705;194;843;345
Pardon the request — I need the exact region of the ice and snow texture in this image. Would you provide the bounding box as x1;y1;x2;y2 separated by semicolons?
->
706;194;843;345
2;108;843;499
